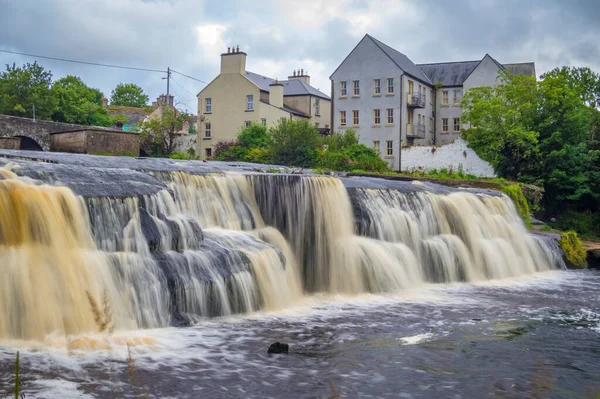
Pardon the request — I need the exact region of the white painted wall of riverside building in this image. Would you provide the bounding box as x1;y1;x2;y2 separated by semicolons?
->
400;138;496;177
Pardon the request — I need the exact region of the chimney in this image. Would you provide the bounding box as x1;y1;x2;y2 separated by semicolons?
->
269;79;284;109
287;68;310;85
227;47;231;53
221;45;247;74
101;96;108;108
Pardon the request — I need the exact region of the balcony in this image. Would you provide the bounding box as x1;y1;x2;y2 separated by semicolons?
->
406;92;426;108
406;123;426;139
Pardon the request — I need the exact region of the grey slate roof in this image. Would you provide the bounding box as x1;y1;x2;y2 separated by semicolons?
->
503;63;536;78
245;71;330;99
416;61;480;87
259;99;309;117
367;35;432;84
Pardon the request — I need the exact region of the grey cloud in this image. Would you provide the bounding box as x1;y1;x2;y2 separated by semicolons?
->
1;0;599;113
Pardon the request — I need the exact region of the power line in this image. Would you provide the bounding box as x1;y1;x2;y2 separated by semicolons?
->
171;69;208;85
170;76;197;98
0;48;167;73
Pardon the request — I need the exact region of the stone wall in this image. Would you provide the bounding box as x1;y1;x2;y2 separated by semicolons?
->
173;134;198;155
51;129;140;156
0;137;21;150
0;115;89;150
400;138;496;177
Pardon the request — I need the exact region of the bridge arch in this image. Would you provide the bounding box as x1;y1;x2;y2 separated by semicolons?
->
15;136;44;151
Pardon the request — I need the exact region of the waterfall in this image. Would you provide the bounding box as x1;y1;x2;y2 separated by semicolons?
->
0;159;566;340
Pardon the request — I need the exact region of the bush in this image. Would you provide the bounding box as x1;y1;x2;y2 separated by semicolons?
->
551;210;600;238
238;123;269;149
501;184;531;225
213;140;247;161
244;147;271;164
270;119;321;168
560;231;587;268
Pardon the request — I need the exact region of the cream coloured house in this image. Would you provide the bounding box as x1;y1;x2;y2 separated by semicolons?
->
197;47;331;159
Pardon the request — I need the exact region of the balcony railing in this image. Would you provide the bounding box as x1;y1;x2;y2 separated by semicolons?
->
406;123;426;139
407;92;426;108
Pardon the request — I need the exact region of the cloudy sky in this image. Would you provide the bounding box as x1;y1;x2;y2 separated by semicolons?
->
1;0;599;114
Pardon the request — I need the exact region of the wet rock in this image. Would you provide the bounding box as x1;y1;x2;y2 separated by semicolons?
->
268;342;289;354
588;249;600;270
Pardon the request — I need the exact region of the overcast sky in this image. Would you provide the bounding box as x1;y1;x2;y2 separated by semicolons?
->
1;0;599;114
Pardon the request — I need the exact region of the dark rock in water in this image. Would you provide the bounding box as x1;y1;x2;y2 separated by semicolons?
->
588;249;600;270
268;342;289;354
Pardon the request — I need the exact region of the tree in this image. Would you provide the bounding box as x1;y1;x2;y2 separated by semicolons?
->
269;119;320;167
110;83;149;107
0;61;56;119
461;71;539;179
51;75;112;126
140;107;191;156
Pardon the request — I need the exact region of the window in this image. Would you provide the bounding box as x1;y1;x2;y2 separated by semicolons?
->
205;98;212;113
353;80;360;96
442;90;449;106
314;99;320;115
315;122;320;128
280;117;287;123
246;95;254;111
352;110;359;125
373;79;381;95
386;140;393;157
429;117;433;132
261;118;267;126
453;118;461;132
442;118;449;133
373;109;381;125
244;121;251;127
386;108;394;124
340;81;347;97
453;90;462;105
204;123;211;138
387;78;394;94
373;140;380;153
430;90;433;105
340;111;346;126
205;148;212;158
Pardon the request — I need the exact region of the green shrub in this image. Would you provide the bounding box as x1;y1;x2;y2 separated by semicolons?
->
270;119;320;167
560;231;587;268
551;210;600;238
500;184;531;225
169;152;192;160
244;147;271;164
238;123;269;149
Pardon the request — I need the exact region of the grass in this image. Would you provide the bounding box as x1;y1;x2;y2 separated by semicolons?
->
500;184;531;226
560;231;588;269
86;291;114;333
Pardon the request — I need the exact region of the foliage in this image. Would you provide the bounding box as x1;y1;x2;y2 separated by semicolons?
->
140;107;192;156
270;119;320;167
110;83;149;107
213;140;242;161
462;66;600;237
320;128;359;151
238;123;270;148
51;75;112;126
169;152;194;160
500;184;531;225
560;231;588;268
551;210;600;239
0;61;56;119
461;71;539;179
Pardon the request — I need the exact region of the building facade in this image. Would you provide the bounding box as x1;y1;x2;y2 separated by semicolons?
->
330;34;535;171
196;47;331;159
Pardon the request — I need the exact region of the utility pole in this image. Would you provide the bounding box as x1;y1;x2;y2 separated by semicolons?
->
163;67;172;108
32;104;35;121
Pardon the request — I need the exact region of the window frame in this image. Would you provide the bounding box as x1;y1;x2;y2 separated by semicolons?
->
205;148;212;158
453;90;462;105
373;79;381;95
373;109;381;125
386;140;393;157
246;95;254;111
261;118;267;126
204;122;211;138
244;120;251;127
453;117;461;132
353;80;360;96
205;98;212;113
352;110;359;126
386;108;394;125
387;78;394;95
339;110;346;126
442;118;449;133
340;81;347;97
314;98;320;116
441;90;449;106
373;140;380;154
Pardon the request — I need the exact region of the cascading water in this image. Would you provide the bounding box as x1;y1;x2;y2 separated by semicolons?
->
0;152;566;341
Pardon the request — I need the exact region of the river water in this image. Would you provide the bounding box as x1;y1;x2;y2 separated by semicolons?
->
1;270;599;398
0;150;598;398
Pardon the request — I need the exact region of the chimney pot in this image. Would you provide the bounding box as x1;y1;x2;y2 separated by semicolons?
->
293;70;296;77
236;45;240;52
227;47;230;53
